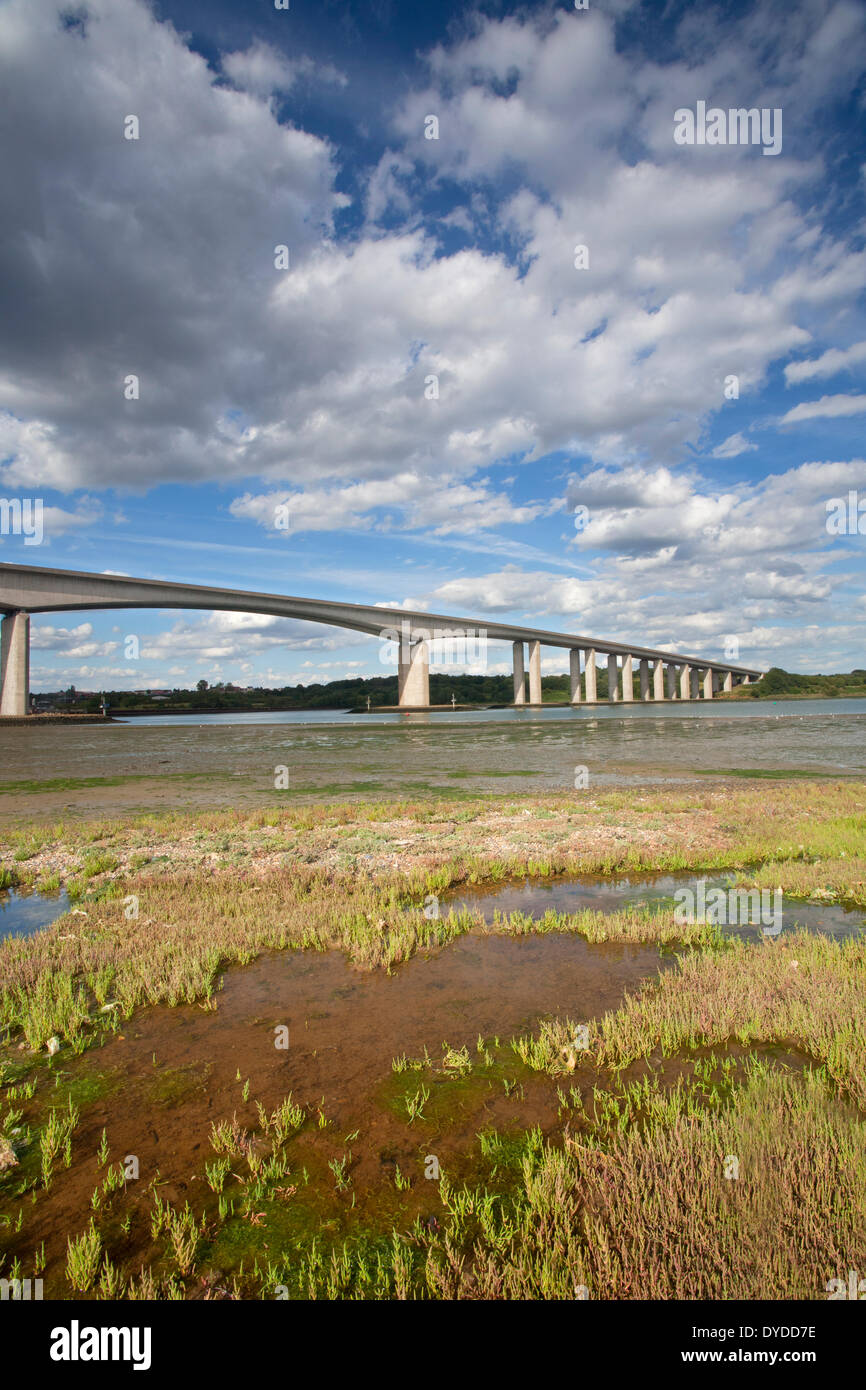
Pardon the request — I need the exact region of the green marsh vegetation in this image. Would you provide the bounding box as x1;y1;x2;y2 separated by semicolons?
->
47;1042;856;1302
2;778;864;1053
0;777;864;1298
300;1059;864;1301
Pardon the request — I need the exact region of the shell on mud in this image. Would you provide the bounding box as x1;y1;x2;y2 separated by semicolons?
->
559;1046;577;1072
0;1136;18;1172
45;1036;61;1055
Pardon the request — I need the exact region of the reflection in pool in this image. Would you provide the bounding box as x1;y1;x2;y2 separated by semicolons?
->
448;870;866;942
0;887;70;941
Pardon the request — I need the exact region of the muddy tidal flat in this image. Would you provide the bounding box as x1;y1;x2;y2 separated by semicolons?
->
0;698;864;823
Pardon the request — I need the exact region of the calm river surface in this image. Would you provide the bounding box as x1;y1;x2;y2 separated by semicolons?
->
0;700;864;814
115;699;866;731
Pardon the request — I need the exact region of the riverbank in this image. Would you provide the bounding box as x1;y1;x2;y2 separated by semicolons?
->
0;714;115;726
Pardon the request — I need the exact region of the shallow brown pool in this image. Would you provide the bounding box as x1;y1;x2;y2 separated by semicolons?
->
2;930;671;1295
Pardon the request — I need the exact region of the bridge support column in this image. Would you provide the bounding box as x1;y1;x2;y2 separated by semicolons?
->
690;668;700;700
723;671;733;693
639;658;651;701
569;648;582;704
528;640;542;705
666;664;678;700
607;653;620;702
0;612;30;717
513;641;526;706
653;659;666;701
703;669;715;700
680;664;692;700
584;648;598;703
397;638;429;708
622;655;634;702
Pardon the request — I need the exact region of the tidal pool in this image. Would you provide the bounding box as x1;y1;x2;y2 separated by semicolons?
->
0;887;70;941
448;870;866;941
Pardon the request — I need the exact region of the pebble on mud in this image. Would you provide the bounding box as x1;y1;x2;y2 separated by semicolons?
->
46;1035;61;1055
0;1135;18;1172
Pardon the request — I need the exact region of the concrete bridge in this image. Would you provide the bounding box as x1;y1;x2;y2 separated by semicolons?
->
0;562;762;715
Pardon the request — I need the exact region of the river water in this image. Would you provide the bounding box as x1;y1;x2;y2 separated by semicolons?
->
104;698;866;730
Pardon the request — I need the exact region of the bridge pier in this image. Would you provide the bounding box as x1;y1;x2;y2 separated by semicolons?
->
703;668;715;700
528;640;542;705
653;659;666;701
622;654;634;702
639;658;650;701
0;611;29;717
679;664;692;700
584;648;598;703
513;641;526;706
397;637;429;708
607;653;620;702
569;648;582;704
666;663;678;700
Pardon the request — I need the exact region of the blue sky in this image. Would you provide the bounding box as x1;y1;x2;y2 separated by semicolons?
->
1;0;864;690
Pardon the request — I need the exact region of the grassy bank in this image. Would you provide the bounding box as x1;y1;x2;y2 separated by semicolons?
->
3;776;864;892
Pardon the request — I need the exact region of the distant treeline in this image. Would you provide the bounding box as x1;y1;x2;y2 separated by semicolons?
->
66;666;866;714
725;667;866;699
80;671;611;712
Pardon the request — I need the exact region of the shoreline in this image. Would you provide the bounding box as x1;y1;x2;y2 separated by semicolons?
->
0;713;116;726
13;691;866;721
